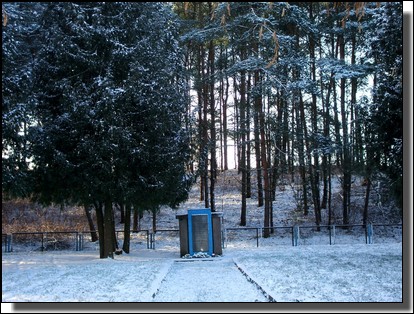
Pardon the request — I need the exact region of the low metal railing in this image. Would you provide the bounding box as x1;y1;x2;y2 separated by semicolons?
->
2;223;402;253
223;223;402;248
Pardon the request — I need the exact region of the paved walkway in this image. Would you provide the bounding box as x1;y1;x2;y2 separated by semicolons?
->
151;256;271;302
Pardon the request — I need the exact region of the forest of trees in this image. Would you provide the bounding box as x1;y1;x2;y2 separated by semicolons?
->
2;2;403;257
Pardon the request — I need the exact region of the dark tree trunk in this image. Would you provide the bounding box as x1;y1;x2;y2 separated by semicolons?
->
254;103;263;207
246;73;252;199
260;101;271;238
265;93;274;232
328;154;332;225
271;95;284;202
122;203;131;253
152;209;157;233
94;202;105;258
338;31;351;226
223;58;229;171
239;58;247;226
363;177;371;226
333;34;342;168
201;43;210;209
350;33;363;166
111;203;118;250
253;52;263;207
208;38;216;212
218;45;224;171
295;94;309;216
232;63;240;172
103;199;115;258
118;202;125;224
282;95;289;177
198;86;204;202
289;103;295;183
308;5;321;229
133;206;139;232
321;74;334;209
84;205;98;242
257;78;271;237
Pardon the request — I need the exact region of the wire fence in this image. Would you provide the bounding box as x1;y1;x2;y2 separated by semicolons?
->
4;231;81;253
2;223;402;253
224;223;402;248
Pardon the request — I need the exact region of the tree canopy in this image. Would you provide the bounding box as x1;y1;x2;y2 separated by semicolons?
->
3;2;193;257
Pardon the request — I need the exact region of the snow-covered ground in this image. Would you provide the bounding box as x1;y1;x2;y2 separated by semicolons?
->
1;243;402;303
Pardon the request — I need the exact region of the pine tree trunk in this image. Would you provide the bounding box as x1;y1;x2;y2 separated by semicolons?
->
94;202;105;258
246;73;251;199
133;206;139;232
295;94;309;216
253;57;263;207
308;11;321;228
218;46;224;171
318;36;328;210
239;59;247;226
103;199;115;258
202;41;210;208
232;63;240;172
118;202;125;224
363;123;374;227
208;39;216;212
198;85;204;202
272;94;284;201
338;31;351;226
123;204;131;253
265;94;274;232
260;99;271;238
289;102;296;183
350;34;363;166
152;209;157;233
321;73;334;209
223;71;229;171
321;157;328;210
328;154;332;225
253;63;271;236
84;205;98;242
363;177;371;226
333;33;342;168
111;203;118;250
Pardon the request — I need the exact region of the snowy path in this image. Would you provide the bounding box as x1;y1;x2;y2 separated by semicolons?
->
151;257;270;302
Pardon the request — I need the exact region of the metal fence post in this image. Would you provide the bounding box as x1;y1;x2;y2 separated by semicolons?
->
75;232;79;251
41;233;45;251
76;232;83;251
149;232;155;249
149;232;152;249
366;223;373;244
6;234;13;252
329;225;336;245
292;225;299;246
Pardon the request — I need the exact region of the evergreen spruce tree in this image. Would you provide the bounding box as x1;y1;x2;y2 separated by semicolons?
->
2;3;45;198
28;2;192;258
369;2;403;209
